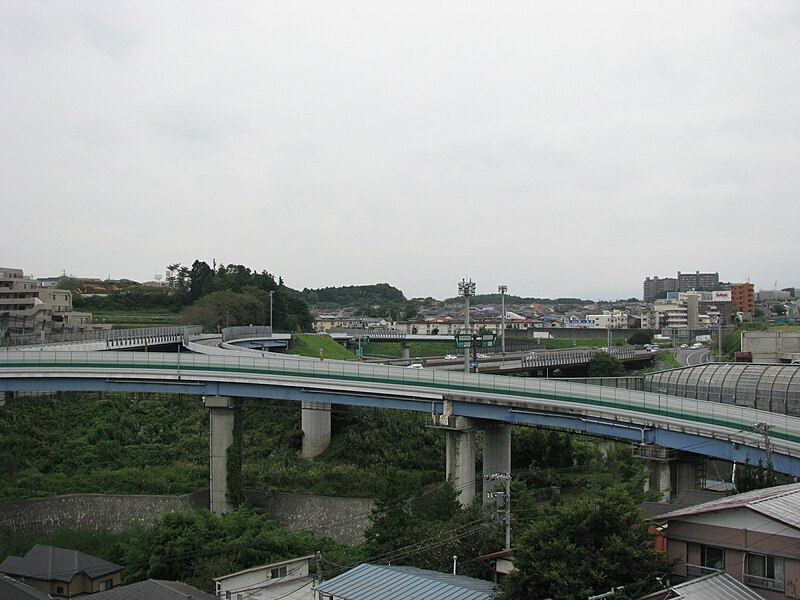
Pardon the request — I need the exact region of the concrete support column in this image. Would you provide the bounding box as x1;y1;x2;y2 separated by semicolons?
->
446;416;476;506
401;342;411;360
645;460;673;502
482;424;511;504
676;459;700;495
301;401;331;458
204;396;236;515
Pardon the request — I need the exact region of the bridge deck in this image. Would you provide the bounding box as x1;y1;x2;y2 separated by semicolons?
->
2;351;798;475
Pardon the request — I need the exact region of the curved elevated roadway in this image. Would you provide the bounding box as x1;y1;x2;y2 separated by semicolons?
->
2;351;800;476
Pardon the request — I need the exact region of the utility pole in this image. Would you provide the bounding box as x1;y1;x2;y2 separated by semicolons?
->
484;472;512;549
269;290;274;332
754;422;773;467
315;551;323;584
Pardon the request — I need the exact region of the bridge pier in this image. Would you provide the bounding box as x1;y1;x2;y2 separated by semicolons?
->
300;402;331;458
482;424;511;504
445;416;477;506
204;395;238;514
401;342;411;360
638;446;702;502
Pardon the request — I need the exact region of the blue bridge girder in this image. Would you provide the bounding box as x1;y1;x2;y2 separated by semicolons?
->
2;351;799;476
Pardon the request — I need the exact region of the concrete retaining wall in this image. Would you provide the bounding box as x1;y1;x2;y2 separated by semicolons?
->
0;490;373;545
245;491;374;545
0;490;208;535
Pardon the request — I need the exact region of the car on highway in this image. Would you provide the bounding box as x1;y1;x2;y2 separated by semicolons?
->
691;343;703;349
406;363;424;369
680;344;689;349
444;354;460;360
477;353;489;359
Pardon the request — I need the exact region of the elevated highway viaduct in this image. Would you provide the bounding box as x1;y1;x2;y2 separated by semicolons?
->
3;352;800;512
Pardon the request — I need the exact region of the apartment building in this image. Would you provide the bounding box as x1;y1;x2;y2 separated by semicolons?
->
643;276;678;303
730;283;755;316
585;310;629;329
0;267;100;344
677;271;720;292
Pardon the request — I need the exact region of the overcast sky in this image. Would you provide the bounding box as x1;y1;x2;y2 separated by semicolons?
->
2;1;798;300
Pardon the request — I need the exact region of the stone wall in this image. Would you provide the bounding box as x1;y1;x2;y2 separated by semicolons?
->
0;490;373;545
0;490;208;536
245;490;374;545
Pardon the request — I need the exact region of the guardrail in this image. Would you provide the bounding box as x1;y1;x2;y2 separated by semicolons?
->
329;328;407;339
520;347;636;368
4;326;203;350
1;351;798;459
222;326;273;342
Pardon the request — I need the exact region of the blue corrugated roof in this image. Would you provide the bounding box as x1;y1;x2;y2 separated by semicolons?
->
313;564;496;600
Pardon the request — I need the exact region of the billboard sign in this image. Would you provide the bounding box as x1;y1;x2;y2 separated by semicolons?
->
712;290;732;302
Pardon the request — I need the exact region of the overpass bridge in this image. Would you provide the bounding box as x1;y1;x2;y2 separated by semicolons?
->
2;351;799;511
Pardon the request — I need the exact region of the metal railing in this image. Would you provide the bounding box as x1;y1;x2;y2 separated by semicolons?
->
3;326;202;350
2;351;799;460
222;326;273;343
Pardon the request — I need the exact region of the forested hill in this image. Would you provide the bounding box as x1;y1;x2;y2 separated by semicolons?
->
299;284;405;308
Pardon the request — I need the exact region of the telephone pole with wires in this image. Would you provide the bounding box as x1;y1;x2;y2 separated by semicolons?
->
484;472;512;549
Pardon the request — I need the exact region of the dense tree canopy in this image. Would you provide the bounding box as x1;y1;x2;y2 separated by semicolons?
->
627;329;654;345
587;352;627;377
74;260;313;332
501;486;672;600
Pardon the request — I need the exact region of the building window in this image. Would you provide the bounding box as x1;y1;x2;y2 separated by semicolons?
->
745;553;784;591
99;579;113;591
271;566;287;579
57;587;64;594
689;544;725;575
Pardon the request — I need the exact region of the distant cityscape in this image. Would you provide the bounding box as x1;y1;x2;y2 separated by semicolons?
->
1;265;798;347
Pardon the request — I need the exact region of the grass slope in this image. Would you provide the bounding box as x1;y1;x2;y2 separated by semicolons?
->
287;334;358;360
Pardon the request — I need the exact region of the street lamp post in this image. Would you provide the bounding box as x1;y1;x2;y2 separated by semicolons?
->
498;285;507;354
269;290;274;332
458;278;476;373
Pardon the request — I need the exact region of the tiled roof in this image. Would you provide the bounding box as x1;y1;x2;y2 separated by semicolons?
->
0;545;121;583
313;563;495;600
0;574;51;600
655;483;800;529
86;579;216;600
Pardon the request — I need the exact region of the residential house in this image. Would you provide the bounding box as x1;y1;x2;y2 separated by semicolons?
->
84;579;215;600
0;574;52;600
638;570;767;599
214;555;316;600
0;545;122;598
312;563;495;600
656;483;800;599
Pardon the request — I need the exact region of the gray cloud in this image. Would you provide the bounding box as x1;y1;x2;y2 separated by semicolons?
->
1;1;798;299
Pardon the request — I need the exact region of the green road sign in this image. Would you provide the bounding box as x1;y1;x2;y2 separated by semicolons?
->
480;333;497;348
455;334;472;348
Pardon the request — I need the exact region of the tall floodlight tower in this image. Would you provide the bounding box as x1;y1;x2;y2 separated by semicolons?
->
498;284;507;354
458;279;476;373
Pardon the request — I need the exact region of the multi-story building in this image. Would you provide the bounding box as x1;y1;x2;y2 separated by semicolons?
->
643;276;678;302
653;299;687;329
658;483;800;600
730;283;755;315
0;267;101;344
677;271;720;292
585;310;629;329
